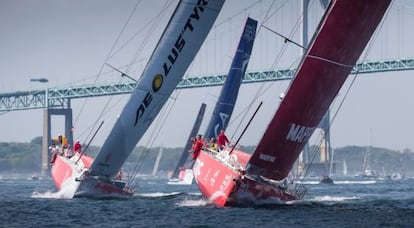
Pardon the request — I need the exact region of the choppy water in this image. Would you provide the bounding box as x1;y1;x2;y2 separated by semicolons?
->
1;174;413;227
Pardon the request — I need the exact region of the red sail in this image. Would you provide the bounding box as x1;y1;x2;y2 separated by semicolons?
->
246;0;391;180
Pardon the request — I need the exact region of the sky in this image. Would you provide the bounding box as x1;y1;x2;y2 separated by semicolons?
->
1;0;414;152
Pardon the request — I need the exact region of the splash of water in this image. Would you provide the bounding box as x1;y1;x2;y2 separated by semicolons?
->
176;199;210;207
31;176;79;199
137;192;182;198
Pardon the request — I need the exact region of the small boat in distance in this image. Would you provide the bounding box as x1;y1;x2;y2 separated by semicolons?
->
50;0;225;198
168;103;206;185
319;175;334;184
193;0;391;207
31;172;39;180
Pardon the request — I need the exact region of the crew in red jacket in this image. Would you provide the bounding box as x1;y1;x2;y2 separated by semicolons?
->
74;139;82;153
217;130;229;150
190;134;204;160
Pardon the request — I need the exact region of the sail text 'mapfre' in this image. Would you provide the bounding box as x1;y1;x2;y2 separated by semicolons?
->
285;123;315;143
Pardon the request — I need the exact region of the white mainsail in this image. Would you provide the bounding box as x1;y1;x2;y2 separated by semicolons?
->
89;0;225;177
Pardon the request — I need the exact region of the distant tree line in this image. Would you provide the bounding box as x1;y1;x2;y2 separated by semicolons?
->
0;137;413;176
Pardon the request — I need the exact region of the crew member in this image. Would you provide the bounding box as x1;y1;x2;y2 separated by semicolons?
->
190;134;204;160
51;133;68;148
217;130;230;150
74;139;82;154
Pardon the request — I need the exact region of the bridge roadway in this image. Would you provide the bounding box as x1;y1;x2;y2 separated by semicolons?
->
0;57;413;112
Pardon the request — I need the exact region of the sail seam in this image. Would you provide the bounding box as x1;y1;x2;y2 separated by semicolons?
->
307;55;354;68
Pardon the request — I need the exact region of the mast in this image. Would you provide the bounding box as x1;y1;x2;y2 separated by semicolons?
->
89;0;225;177
246;0;391;181
170;103;206;179
203;17;258;140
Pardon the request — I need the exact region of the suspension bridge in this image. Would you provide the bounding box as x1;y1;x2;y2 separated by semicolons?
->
1;0;413;175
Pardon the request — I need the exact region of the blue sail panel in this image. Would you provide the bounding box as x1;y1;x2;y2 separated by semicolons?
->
203;17;257;141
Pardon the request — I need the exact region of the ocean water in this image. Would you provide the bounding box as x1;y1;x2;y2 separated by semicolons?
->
1;174;413;227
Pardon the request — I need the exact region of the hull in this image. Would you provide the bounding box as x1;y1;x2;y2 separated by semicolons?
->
51;153;133;198
193;149;304;207
168;169;194;185
319;176;334;184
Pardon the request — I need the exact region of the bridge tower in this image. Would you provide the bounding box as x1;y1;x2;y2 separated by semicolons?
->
41;108;73;175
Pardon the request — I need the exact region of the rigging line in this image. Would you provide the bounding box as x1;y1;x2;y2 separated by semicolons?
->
108;1;175;60
270;0;321;72
105;63;138;82
228;54;299;139
262;25;306;50
75;121;104;165
260;0;288;25
126;1;173;76
229;101;263;155
298;130;325;181
75;94;126;141
128;89;180;181
110;91;181;178
328;0;390;128
73;0;142;128
214;0;263;27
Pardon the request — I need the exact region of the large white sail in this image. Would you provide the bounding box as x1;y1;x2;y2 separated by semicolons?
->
89;0;225;177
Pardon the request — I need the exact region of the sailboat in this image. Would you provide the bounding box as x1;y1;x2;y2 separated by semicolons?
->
168;103;207;185
361;146;379;178
50;0;224;198
169;17;258;185
152;147;163;177
193;0;391;207
319;147;334;184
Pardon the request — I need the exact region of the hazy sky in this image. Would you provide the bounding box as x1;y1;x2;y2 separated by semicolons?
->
1;0;414;152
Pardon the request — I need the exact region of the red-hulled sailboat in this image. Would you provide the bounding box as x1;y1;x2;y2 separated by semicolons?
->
169;17;258;185
50;0;224;198
193;0;391;207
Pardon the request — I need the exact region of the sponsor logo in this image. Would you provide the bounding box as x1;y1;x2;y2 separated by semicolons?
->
152;74;163;92
213;112;229;137
286;123;315;143
134;0;209;127
193;159;204;177
259;153;276;162
134;92;153;126
219;174;232;191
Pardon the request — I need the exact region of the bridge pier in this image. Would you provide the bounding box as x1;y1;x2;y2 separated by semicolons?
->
41;108;73;176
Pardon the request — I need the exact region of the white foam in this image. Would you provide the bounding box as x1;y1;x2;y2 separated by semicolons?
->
176;199;210;207
137;192;181;198
31;176;79;199
334;180;376;184
312;195;359;202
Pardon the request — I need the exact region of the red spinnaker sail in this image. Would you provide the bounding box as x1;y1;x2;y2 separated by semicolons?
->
246;0;391;180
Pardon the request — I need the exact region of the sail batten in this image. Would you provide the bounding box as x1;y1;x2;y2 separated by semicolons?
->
246;0;391;181
89;0;225;177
